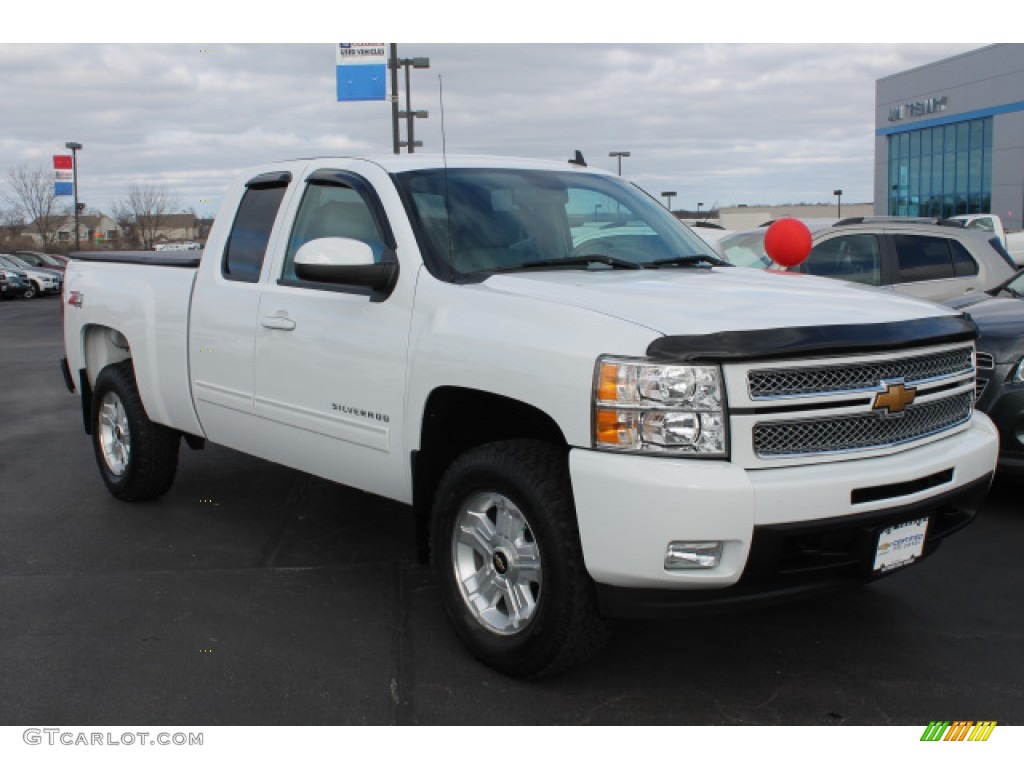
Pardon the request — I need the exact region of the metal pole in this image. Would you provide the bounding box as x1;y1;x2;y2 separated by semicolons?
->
609;151;630;177
72;147;80;250
65;142;82;250
390;44;400;155
404;60;414;154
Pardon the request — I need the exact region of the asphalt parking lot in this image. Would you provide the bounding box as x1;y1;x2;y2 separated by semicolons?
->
1;296;1021;726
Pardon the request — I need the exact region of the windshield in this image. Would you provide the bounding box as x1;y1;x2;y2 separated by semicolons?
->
717;230;773;269
1;254;31;269
394;168;719;277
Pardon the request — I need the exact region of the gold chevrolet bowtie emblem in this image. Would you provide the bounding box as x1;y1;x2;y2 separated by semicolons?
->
873;381;917;415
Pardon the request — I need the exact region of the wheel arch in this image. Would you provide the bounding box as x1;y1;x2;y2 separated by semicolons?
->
411;386;569;560
76;324;133;435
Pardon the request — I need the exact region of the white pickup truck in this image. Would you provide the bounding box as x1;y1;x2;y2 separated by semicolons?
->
61;155;998;678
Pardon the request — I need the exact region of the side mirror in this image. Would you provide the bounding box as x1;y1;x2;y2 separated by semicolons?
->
293;237;398;296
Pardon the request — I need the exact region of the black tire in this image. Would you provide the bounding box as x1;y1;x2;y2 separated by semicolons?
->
23;282;37;299
431;440;611;678
90;360;180;501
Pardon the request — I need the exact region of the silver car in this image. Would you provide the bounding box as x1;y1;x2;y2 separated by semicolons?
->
0;253;62;299
718;218;1017;302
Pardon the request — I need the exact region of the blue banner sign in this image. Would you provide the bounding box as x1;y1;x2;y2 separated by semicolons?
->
337;43;387;102
54;181;74;196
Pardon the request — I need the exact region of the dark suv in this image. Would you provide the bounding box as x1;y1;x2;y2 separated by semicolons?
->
947;269;1024;477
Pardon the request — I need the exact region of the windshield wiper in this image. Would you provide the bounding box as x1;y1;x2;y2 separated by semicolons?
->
487;255;645;273
641;254;730;268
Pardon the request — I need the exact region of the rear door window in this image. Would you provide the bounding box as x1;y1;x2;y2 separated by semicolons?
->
801;234;881;286
222;173;290;282
893;235;957;283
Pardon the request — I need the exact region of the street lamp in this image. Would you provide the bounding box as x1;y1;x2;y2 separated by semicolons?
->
609;151;630;176
661;191;677;211
833;189;843;220
65;141;82;250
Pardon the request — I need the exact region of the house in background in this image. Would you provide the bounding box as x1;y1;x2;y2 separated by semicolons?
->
24;213;122;248
141;213;201;245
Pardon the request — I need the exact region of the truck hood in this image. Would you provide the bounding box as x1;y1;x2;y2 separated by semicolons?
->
480;267;959;336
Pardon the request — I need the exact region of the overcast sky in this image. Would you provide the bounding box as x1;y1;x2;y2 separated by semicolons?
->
1;10;984;220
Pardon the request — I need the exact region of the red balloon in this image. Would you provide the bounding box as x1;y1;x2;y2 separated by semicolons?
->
764;218;812;268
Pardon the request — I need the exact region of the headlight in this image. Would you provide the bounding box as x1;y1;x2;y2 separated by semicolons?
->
593;356;728;455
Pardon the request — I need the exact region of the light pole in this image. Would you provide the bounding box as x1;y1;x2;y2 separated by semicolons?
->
609;151;630;176
65;141;82;250
833;189;843;220
661;191;677;211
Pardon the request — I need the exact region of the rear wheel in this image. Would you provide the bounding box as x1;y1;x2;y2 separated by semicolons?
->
432;440;610;678
91;360;180;501
23;282;37;299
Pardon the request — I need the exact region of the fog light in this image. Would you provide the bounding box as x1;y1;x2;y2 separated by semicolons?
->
665;541;723;570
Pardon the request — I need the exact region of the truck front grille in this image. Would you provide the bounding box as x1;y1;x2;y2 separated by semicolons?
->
748;348;973;399
753;392;973;458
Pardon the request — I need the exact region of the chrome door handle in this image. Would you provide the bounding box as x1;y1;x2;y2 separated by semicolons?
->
260;313;296;331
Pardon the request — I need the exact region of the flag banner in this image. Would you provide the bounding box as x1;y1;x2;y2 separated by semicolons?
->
54;181;74;196
53;154;73;170
55;170;73;181
337;43;387;102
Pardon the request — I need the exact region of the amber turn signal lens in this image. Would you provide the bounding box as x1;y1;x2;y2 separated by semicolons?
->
597;363;621;402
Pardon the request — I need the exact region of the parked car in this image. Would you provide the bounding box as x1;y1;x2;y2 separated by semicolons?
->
718;218;1017;302
948;213;1024;266
0;253;62;298
946;269;1024;477
686;222;733;255
15;250;67;273
0;268;31;299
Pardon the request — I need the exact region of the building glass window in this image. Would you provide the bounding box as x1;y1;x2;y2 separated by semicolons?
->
889;117;993;218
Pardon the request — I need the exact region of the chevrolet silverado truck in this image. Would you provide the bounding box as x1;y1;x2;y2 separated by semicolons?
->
61;155;999;678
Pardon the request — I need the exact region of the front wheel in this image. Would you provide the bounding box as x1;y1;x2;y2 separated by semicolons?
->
91;360;180;501
23;282;37;299
431;440;611;678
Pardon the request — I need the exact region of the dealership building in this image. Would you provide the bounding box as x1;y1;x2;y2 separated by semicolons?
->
875;44;1024;229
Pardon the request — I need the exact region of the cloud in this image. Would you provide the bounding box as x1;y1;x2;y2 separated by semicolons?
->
0;43;979;218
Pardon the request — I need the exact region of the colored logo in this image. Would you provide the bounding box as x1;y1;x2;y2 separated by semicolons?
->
873;379;917;416
920;721;997;742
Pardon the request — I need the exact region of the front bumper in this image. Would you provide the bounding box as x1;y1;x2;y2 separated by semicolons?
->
569;415;998;616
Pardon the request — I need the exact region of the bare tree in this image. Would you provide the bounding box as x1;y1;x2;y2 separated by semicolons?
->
1;207;26;244
5;165;61;248
111;201;140;248
114;184;178;250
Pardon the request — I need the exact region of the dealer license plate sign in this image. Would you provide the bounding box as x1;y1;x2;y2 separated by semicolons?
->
873;517;929;573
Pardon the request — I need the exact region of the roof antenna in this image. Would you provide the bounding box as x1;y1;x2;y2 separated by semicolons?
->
440;74;455;275
568;150;587;167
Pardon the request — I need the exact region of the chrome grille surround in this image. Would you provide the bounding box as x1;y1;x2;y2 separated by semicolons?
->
753;392;973;458
748;347;974;400
975;351;995;370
